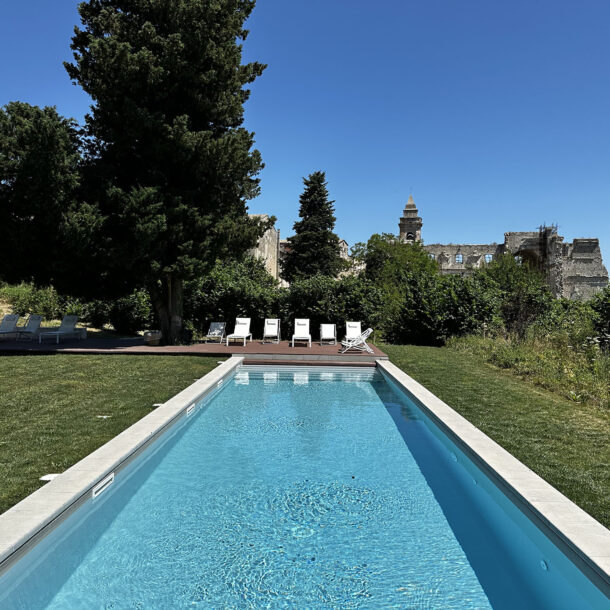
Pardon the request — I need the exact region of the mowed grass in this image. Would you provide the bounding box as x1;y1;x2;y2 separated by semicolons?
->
382;344;610;528
0;355;222;514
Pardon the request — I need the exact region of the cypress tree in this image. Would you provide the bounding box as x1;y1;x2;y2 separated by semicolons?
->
281;171;343;283
65;0;269;343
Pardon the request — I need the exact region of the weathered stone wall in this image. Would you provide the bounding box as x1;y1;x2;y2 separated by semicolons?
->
561;239;609;300
423;243;503;274
248;214;280;279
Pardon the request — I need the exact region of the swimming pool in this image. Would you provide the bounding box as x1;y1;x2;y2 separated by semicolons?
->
0;364;608;608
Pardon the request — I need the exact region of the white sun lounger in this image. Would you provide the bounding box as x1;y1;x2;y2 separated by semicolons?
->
263;318;280;344
226;317;252;346
319;323;336;345
0;314;20;340
341;327;374;354
291;318;311;347
16;314;42;341
39;315;85;344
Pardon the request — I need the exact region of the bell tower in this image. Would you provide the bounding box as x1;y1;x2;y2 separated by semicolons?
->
398;195;423;242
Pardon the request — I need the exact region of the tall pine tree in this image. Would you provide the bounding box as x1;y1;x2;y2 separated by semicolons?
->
281;171;343;283
65;0;269;343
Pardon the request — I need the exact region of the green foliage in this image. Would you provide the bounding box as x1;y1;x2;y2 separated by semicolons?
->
0;283;64;319
108;290;155;335
353;234;440;329
590;285;610;349
474;253;553;337
0;102;80;285
386;273;498;345
65;0;268;342
281;172;344;283
449;334;610;409
185;257;279;339
282;274;383;338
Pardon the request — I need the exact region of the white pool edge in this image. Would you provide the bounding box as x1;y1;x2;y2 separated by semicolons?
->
376;359;610;592
0;356;244;574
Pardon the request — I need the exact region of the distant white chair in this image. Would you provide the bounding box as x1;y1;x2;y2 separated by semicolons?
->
341;327;374;354
263;318;280;344
204;321;226;343
344;321;362;342
226;317;252;346
16;315;42;341
39;315;85;344
319;323;336;345
0;314;20;340
291;318;311;347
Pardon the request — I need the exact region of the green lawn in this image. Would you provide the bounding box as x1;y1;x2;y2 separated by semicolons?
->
382;344;610;528
0;355;222;514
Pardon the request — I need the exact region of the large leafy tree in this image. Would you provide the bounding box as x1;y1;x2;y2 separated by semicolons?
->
65;0;269;343
0;102;81;285
281;171;343;283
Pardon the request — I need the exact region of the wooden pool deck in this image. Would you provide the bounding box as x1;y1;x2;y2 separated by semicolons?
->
0;337;387;366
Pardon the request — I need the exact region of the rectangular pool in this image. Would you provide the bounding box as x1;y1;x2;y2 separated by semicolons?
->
0;365;607;608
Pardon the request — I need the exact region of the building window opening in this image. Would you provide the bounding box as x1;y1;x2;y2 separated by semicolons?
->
406;232;415;241
428;253;435;260
485;254;493;263
455;254;463;264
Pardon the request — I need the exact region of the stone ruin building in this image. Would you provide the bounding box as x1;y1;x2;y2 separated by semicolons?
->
399;196;609;301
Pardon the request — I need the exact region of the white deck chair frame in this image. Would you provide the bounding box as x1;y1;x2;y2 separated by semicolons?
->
39;315;84;344
291;318;311;347
226;317;252;346
262;319;281;344
319;323;337;345
204;322;226;343
341;327;374;354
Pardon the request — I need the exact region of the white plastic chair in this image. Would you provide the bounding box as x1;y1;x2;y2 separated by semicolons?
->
262;318;280;344
319;323;336;345
226;317;252;346
39;315;84;344
0;314;20;340
341;327;374;354
291;318;311;347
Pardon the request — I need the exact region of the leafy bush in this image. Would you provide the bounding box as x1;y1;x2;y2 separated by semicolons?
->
590;285;610;350
0;283;65;319
474;254;553;337
108;289;154;334
184;257;280;339
385;273;499;345
282;274;383;339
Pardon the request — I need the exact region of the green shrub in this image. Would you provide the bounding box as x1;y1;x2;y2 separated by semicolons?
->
0;283;64;319
108;289;154;334
385;273;499;345
282;274;383;338
184;257;280;338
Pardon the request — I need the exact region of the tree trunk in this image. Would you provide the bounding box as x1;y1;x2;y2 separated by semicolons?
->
148;274;184;345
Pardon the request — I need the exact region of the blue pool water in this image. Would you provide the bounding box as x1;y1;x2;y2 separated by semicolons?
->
0;367;607;608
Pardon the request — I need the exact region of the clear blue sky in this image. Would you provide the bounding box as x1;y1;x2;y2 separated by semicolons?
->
1;1;609;264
